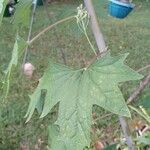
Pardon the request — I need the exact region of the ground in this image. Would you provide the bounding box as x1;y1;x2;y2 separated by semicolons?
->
0;0;150;149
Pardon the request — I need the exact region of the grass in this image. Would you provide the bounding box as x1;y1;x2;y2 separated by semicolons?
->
0;0;150;149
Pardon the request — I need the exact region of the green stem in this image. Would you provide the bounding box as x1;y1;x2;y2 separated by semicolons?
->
22;0;37;65
80;20;97;56
28;16;76;45
129;105;150;124
84;29;97;56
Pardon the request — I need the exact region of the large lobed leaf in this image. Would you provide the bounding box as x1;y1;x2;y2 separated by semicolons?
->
25;53;143;150
0;0;8;25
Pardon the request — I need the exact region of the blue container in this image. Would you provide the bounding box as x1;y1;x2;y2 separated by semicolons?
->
108;0;134;19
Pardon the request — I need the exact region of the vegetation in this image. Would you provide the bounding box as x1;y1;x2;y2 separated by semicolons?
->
0;0;150;149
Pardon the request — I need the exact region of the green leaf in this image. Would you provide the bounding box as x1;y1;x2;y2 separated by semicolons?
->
1;34;27;99
13;0;32;28
25;53;143;150
48;124;67;150
136;133;150;145
0;0;8;25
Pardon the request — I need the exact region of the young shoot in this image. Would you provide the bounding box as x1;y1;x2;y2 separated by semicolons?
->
76;4;97;55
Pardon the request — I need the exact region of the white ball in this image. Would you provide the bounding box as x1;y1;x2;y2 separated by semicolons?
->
23;62;35;78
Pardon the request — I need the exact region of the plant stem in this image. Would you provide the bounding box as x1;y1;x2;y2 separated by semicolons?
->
127;73;150;104
119;117;136;150
28;16;75;45
22;1;37;65
42;0;67;65
83;28;97;56
137;64;150;72
129;105;150;124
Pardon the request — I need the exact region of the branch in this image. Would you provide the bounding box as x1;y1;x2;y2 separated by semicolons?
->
119;117;136;150
28;16;75;45
137;64;150;72
127;73;150;104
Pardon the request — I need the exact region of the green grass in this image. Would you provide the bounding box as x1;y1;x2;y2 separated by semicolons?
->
0;0;150;149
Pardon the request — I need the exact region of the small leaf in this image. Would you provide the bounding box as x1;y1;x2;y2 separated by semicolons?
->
25;53;143;149
13;0;32;28
136;133;150;145
1;34;27;99
0;0;8;25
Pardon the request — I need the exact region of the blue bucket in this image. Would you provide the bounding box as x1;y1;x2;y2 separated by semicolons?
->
108;0;135;19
